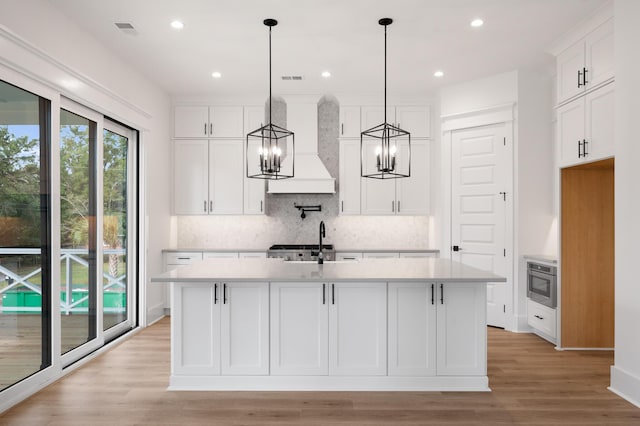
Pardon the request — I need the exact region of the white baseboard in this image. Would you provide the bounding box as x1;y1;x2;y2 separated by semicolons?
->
609;365;640;408
146;302;165;325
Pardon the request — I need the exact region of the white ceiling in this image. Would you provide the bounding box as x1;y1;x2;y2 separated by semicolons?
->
48;0;607;98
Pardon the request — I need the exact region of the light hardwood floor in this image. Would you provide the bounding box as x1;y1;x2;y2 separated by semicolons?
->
1;318;639;425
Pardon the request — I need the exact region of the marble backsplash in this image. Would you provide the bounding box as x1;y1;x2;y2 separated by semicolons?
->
176;214;430;250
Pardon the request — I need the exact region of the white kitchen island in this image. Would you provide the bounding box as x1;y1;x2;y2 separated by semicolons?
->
151;257;505;391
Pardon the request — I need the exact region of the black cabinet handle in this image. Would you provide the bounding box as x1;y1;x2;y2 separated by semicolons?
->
223;283;227;304
209;200;213;212
210;123;213;135
583;139;588;157
578;69;583;88
341;200;344;212
583;67;588;85
204;123;207;135
332;283;335;305
204;200;207;212
260;200;263;212
322;283;326;305
341;123;344;135
440;283;444;304
177;257;189;260
214;283;218;304
578;140;583;158
534;314;544;320
431;283;434;305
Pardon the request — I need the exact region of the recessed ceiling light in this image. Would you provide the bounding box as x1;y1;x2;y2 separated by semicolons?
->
470;18;484;28
171;20;184;29
434;70;444;78
321;71;331;78
211;71;222;78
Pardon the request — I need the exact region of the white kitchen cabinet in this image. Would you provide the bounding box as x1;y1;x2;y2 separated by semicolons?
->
360;139;430;215
339;139;361;215
329;282;387;375
174;105;244;138
339;106;361;137
527;299;557;343
361;106;430;138
243;106;267;215
388;282;437;376
244;105;264;133
436;282;486;376
173;139;244;215
270;282;329;375
335;252;363;261
238;252;267;259
399;252;438;258
556;19;614;105
220;282;269;375
164;252;204;269
558;82;614;167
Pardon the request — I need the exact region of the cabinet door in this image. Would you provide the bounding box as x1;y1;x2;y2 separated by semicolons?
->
585;83;614;162
270;282;329;375
329;282;387;375
585;19;614;90
436;282;486;376
173;140;209;214
388;282;436;376
203;252;238;259
220;282;269;375
339;139;361;215
244;105;264;134
174;106;209;138
395;106;430;138
557;42;585;104
361;106;395;130
396;139;429;215
210;106;244;138
339;106;361;137
173;283;221;375
209;140;244;214
557;99;585;168
360;140;396;215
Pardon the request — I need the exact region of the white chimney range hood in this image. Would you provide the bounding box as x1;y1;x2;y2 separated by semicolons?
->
268;99;336;194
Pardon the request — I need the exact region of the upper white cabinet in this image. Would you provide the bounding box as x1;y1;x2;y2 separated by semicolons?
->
339;106;361;137
556;19;614;105
361;106;431;138
436;282;486;376
339;139;361;215
360;139;430;215
173;139;244;214
174;106;244;138
557;82;614;167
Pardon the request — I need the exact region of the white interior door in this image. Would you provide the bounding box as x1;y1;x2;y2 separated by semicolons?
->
451;123;508;328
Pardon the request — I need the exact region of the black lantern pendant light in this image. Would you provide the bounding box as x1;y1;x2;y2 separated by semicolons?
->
247;18;295;180
361;18;410;179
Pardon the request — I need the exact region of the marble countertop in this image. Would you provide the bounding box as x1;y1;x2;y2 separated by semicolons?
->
523;255;558;264
162;248;440;253
151;257;505;283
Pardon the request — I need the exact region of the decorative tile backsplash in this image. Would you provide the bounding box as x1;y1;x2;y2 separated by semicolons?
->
175;94;430;250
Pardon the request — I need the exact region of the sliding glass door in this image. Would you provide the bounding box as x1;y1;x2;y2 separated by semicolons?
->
103;121;136;338
0;80;51;391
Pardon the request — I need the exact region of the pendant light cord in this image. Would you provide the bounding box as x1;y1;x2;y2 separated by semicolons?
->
269;25;272;125
384;22;387;125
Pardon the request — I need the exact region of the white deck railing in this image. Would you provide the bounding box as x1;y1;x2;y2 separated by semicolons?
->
0;248;126;314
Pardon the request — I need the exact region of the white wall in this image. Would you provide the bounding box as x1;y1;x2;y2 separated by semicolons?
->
610;0;640;408
440;71;518;117
0;0;171;324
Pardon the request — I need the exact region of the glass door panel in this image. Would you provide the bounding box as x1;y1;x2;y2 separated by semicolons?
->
0;80;51;391
59;109;97;355
102;120;136;337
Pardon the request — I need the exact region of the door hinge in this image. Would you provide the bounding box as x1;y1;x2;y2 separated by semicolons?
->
503;248;506;257
499;191;507;201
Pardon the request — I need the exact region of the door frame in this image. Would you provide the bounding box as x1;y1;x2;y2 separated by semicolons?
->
441;103;515;331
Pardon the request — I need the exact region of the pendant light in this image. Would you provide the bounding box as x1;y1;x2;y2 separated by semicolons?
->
246;18;295;180
361;18;410;179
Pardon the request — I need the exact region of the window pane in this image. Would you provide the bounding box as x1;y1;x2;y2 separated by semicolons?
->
59;109;96;354
0;80;51;391
103;128;128;331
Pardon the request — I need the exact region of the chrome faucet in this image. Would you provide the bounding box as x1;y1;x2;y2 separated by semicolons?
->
318;221;326;264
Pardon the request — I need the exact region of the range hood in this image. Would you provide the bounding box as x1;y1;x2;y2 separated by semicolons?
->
268;101;336;194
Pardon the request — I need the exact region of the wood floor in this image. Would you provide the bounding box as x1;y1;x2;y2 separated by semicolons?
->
1;318;639;426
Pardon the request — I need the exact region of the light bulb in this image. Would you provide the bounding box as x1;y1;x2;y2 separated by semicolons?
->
375;146;382;155
390;145;397;156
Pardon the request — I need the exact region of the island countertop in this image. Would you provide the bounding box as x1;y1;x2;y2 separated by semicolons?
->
151;257;505;283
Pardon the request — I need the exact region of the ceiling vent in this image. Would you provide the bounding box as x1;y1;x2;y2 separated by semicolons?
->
115;22;138;35
281;75;304;81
